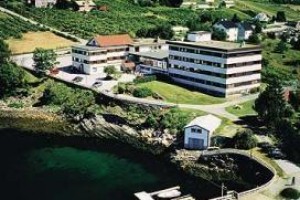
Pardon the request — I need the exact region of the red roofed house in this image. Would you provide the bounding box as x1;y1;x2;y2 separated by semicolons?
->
72;34;133;74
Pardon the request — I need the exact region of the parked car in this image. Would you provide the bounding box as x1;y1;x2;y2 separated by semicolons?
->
93;81;103;88
72;76;83;83
268;148;286;159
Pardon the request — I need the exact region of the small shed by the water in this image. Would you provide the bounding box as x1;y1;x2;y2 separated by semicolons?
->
184;115;221;150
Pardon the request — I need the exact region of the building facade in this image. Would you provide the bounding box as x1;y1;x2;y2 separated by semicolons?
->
184;115;221;150
72;34;132;75
72;35;168;75
167;33;262;97
213;21;239;41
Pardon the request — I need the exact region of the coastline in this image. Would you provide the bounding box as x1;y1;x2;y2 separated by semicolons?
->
0;107;275;197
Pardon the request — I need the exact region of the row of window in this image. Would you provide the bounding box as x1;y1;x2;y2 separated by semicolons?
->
169;46;261;58
170;73;260;89
191;128;202;134
73;56;125;64
169;55;261;69
72;48;128;56
171;65;260;79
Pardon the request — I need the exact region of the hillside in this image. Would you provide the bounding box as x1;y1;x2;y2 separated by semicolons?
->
1;0;252;39
0;11;43;39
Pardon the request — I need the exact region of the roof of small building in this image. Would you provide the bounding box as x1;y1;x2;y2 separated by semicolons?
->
93;34;133;47
122;61;136;69
215;20;237;29
189;31;211;35
129;50;168;60
167;40;260;51
184;114;222;132
74;0;96;6
130;38;167;47
239;22;254;31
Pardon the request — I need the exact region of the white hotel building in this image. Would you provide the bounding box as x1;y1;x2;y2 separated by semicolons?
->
72;34;168;75
167;32;262;97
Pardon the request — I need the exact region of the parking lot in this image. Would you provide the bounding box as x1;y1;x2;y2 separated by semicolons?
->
12;53;136;92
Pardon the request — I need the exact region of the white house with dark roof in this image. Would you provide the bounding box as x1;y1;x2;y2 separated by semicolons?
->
254;13;270;22
237;22;255;41
184;115;221;150
213;20;239;41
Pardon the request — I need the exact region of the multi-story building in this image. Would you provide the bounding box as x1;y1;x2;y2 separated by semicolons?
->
72;35;168;75
72;34;133;74
167;32;262;97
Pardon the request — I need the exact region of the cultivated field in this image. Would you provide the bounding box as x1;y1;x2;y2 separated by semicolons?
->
6;31;76;54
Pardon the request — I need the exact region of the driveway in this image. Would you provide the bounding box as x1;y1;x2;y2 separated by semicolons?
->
12;53;136;92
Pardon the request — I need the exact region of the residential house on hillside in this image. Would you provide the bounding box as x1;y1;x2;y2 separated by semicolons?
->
237;22;254;41
213;20;239;41
214;20;255;41
27;0;57;8
221;0;235;8
254;13;270;22
184;114;221;150
73;0;96;12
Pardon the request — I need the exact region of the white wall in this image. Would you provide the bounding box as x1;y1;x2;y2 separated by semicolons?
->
187;33;212;42
184;126;210;149
214;24;238;41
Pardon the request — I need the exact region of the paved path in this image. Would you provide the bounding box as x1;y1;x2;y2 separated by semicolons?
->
0;6;87;44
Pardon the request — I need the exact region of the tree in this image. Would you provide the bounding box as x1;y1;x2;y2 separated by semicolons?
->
33;48;58;75
247;34;260;44
232;129;257;150
254;79;294;127
292;35;300;50
254;21;263;34
0;39;11;64
212;29;227;41
276;11;287;22
104;65;117;77
0;63;25;97
275;40;288;54
289;88;300;111
231;14;241;23
159;0;183;7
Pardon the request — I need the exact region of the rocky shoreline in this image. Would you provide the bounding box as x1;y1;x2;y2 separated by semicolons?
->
0;107;274;190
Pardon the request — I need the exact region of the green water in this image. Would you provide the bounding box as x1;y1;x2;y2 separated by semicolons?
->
0;129;221;200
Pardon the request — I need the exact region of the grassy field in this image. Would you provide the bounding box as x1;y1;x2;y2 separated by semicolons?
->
6;31;76;54
236;0;300;20
262;39;300;69
2;0;252;39
226;100;257;117
138;81;225;105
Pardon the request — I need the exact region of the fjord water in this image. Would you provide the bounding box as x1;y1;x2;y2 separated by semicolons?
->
0;129;220;200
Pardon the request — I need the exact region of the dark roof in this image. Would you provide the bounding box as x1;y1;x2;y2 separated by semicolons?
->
240;22;254;31
216;21;237;29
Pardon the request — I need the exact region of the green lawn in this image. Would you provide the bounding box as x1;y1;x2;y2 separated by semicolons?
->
138;81;225;105
236;0;300;20
226;100;257;117
262;39;300;69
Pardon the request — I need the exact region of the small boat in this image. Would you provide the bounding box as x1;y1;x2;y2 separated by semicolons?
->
157;189;181;199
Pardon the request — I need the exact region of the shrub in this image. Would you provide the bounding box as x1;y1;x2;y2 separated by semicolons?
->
280;188;300;199
8;101;24;109
232;129;257;150
117;84;126;94
133;75;157;84
133;87;153;98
